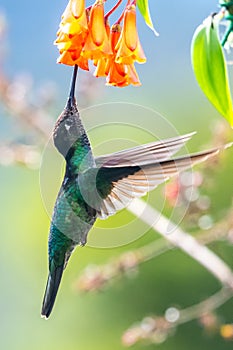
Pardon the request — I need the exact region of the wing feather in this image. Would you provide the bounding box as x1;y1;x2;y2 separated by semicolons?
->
94;148;219;218
95;132;196;167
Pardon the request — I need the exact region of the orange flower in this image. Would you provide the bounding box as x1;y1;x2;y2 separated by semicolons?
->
93;24;141;87
60;0;88;35
54;0;89;69
93;58;108;77
57;50;89;70
106;62;141;87
109;24;141;87
54;0;145;87
82;1;112;60
93;21;111;78
115;5;146;65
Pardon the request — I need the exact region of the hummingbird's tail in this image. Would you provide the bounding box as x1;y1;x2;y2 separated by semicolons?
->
41;263;65;319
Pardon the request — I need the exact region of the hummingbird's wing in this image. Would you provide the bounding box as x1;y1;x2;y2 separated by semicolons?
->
95;132;196;167
88;148;219;219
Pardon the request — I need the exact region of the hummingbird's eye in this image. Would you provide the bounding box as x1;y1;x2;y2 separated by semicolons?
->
64;123;71;131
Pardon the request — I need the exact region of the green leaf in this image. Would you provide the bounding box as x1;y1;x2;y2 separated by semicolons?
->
137;0;159;36
191;15;233;126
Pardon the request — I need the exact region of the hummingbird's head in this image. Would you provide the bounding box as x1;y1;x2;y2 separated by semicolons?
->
53;101;86;159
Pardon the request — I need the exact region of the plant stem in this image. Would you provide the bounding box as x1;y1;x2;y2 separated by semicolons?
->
127;198;233;289
178;287;233;324
105;0;123;19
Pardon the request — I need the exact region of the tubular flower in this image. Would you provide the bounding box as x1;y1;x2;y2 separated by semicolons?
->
56;31;89;69
54;0;148;87
115;5;146;65
82;1;112;60
60;0;88;35
106;62;141;87
105;24;141;87
93;21;111;78
54;0;89;69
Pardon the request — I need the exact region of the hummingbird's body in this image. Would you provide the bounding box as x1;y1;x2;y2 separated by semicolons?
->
41;67;223;319
42;98;98;317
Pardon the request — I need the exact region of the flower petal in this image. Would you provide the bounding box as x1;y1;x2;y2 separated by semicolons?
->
89;2;105;46
70;0;85;19
114;5;146;65
124;6;138;51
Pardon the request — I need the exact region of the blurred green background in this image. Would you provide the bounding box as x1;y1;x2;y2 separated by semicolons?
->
1;1;233;349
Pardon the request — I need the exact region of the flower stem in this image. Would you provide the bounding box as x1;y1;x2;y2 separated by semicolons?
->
220;0;233;15
219;1;233;46
116;0;130;24
221;18;233;46
105;0;123;19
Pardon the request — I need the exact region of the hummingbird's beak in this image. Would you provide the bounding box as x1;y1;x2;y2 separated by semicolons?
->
66;65;78;109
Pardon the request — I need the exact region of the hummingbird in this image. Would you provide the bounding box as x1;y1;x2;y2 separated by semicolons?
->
41;65;222;319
